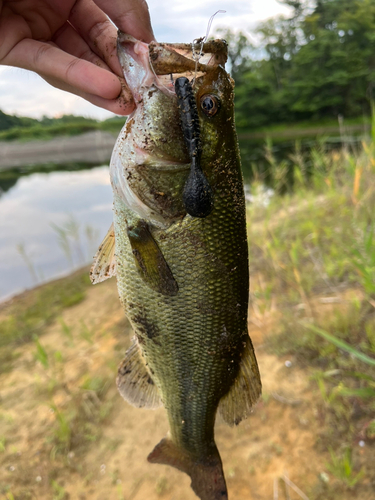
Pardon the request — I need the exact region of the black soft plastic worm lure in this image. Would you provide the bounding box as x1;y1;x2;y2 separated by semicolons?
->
175;77;214;218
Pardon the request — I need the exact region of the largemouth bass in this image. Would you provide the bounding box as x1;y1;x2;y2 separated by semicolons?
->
91;33;261;500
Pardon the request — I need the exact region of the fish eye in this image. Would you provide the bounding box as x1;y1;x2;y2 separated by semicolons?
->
200;94;220;117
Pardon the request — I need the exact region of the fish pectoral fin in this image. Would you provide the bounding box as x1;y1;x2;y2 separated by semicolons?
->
90;223;116;284
218;334;262;427
148;438;228;500
127;220;178;296
116;338;162;409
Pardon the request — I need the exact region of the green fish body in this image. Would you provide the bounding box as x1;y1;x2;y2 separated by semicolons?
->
92;34;261;500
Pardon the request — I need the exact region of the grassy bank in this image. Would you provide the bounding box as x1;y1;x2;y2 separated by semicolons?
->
247;129;375;496
0;270;92;374
238;115;372;138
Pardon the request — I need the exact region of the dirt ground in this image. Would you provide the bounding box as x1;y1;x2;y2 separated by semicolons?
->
0;277;373;500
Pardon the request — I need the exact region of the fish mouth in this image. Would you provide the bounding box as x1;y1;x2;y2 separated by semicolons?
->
117;32;228;98
117;31;228;74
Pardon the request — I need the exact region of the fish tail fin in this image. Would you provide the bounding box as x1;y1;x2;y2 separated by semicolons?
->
148;437;228;500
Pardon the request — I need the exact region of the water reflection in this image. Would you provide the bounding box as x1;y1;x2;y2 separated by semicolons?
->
0;165;113;302
0;162;98;197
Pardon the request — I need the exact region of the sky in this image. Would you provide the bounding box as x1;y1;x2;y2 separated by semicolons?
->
0;0;291;120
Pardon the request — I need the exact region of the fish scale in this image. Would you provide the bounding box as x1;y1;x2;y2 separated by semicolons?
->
114;164;248;453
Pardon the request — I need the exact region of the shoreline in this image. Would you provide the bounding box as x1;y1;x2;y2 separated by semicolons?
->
0;130;116;170
0;265;91;310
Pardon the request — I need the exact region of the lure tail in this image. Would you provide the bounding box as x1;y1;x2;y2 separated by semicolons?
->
148;437;228;500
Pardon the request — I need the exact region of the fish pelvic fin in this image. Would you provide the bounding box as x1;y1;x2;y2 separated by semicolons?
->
90;223;116;284
148;437;228;500
116;338;162;409
218;334;262;426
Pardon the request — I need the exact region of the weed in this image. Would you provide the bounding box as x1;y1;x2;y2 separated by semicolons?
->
0;436;5;452
326;447;365;488
85;224;100;261
80;376;110;399
51;215;87;268
17;243;40;284
51;480;68;500
313;372;338;405
46;372;114;458
59;317;73;343
116;483;125;500
49;405;72;457
79;321;94;344
156;476;169;496
352;221;375;296
33;335;49;368
366;419;375;439
0;270;89;349
246;131;375;489
303;323;375;367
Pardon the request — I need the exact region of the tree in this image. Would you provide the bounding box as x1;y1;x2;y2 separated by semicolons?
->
227;0;375;129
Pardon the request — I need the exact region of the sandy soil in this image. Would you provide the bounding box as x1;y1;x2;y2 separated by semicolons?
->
0;277;373;500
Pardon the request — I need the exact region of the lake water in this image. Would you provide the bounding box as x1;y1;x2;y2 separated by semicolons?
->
0;166;113;302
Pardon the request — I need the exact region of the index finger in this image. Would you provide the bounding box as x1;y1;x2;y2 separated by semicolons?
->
93;0;155;43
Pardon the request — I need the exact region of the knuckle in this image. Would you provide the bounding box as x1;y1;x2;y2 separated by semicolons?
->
87;20;112;44
77;47;94;63
33;43;54;66
64;57;81;81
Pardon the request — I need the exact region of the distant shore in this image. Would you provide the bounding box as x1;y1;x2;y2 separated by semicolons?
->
0;122;371;171
0;130;117;170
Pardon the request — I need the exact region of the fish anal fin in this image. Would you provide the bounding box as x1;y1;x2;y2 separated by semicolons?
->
127;220;178;296
90;223;116;284
148;438;228;500
116;338;162;409
218;335;262;427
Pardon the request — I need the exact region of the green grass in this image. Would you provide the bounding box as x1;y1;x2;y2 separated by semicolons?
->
48;373;114;458
326;447;365;488
28;324;116;457
247;131;375;487
0;270;91;373
0;271;90;347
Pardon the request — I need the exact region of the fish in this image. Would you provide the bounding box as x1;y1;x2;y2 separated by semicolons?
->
90;32;261;500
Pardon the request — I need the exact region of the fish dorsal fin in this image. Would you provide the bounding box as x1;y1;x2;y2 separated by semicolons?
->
127;220;178;296
90;223;116;284
117;338;162;409
218;335;262;426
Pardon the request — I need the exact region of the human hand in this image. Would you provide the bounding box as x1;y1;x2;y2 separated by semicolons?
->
0;0;154;115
